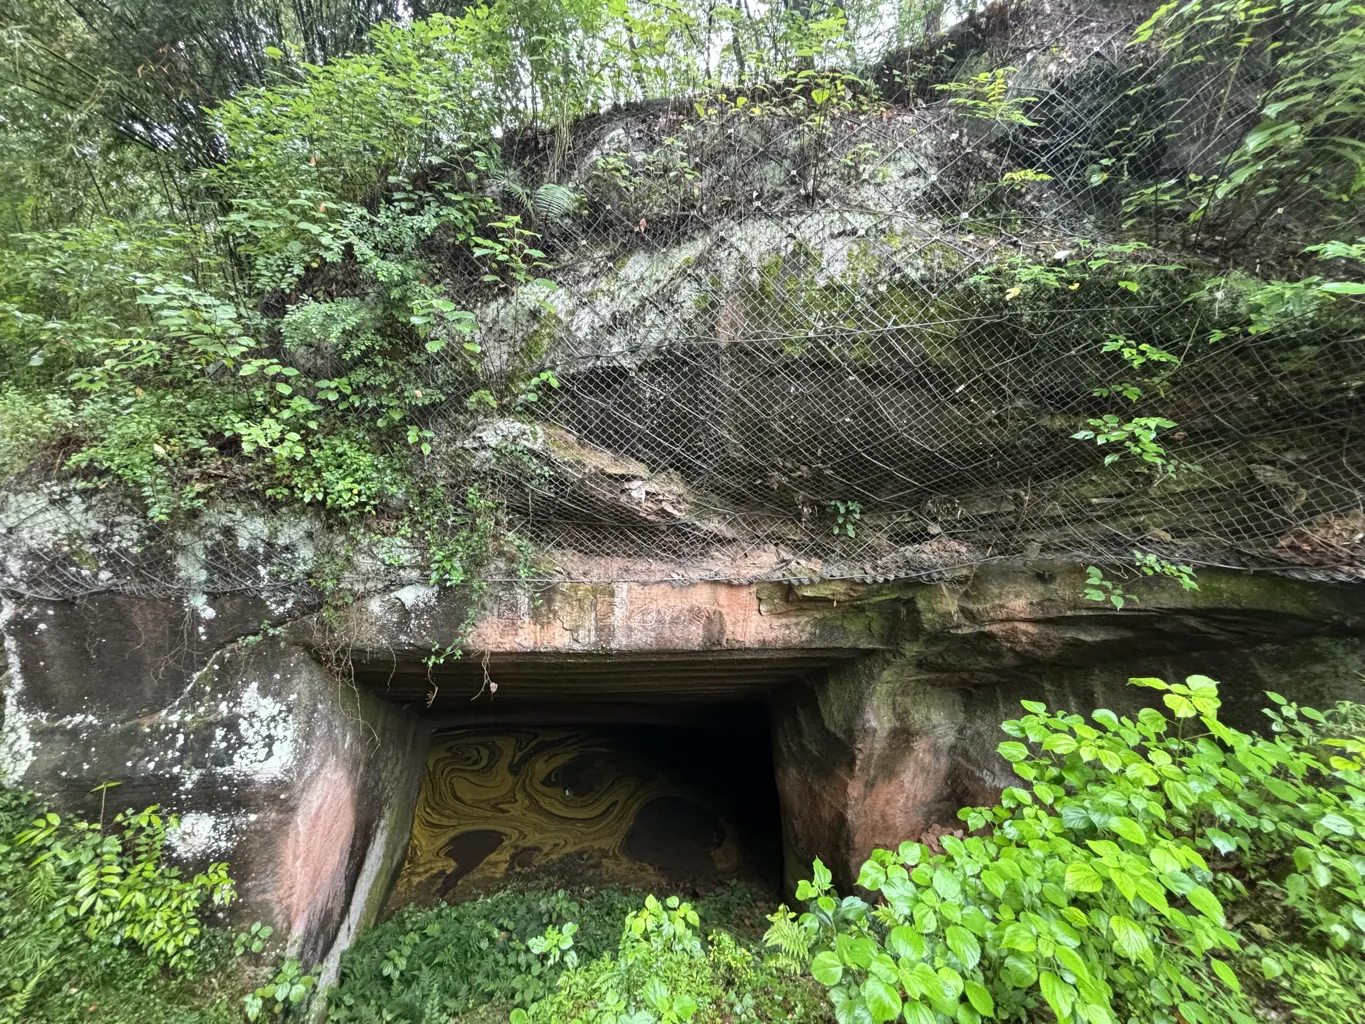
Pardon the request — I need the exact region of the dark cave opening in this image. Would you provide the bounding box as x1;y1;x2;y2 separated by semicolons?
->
351;649;853;913
384;703;787;911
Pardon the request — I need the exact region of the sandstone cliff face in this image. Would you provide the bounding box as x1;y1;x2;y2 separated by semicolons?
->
5;556;1364;951
2;0;1363;975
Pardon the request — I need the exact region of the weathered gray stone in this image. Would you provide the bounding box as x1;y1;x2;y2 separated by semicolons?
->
1;615;425;964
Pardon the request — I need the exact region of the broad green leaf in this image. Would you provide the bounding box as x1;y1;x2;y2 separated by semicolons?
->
883;874;917;913
898;841;926;866
1206;829;1238;855
980;869;1007;899
1133;874;1169;913
994;960;1036;998
814;858;833;888
933;870;963;902
1064;862;1104;893
1163;780;1194;812
863;977;903;1022
1112;817;1147;845
1054;945;1091;981
870;953;901;985
998;742;1030;763
1129;677;1169;690
1186;886;1224;924
888;925;926;960
812;950;844;986
1319;813;1355;836
837;933;878;968
903;1001;937;1024
1263;778;1301;802
1039;971;1076;1020
946;925;981;970
964;980;995;1017
1043;733;1078;754
858;860;888;890
1109;915;1151;962
1210;958;1241;992
1001;923;1036;953
1164;693;1196;718
937;966;965;1001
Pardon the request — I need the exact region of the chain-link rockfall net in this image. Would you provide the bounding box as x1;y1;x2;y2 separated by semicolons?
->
3;0;1363;601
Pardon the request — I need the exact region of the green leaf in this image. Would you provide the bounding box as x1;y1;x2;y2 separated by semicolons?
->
812;950;843;986
1039;971;1076;1020
1001;923;1036;953
965;980;995;1017
1109;916;1151;962
898;842;925;865
903;1001;937;1024
1064;862;1104;893
1001;955;1037;989
1210;958;1241;993
1186;886;1224;925
888;925;926;960
1319;813;1355;836
813;859;833;888
858;860;888;890
998;742;1029;763
933;870;963;902
1321;282;1365;295
1206;829;1239;855
1043;734;1078;754
1112;817;1147;845
863;977;903;1022
946;925;981;970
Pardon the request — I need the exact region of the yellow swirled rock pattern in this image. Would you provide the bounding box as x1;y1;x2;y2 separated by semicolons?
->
390;728;760;906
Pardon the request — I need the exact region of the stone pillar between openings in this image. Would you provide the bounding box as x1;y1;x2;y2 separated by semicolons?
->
769;650;1012;893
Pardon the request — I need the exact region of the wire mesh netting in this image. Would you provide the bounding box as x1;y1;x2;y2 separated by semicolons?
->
2;0;1362;602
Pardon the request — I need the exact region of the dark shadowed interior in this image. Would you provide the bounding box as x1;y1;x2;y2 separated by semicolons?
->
361;653;807;910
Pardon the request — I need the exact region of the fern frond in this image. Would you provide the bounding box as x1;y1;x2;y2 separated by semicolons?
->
760;905;813;976
531;183;579;220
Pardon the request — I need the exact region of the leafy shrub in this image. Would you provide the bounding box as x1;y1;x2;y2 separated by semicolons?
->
245;958;318;1021
14;799;236;971
511;893;829;1024
0;788;242;1024
771;675;1365;1024
328;886;643;1021
1261;944;1365;1024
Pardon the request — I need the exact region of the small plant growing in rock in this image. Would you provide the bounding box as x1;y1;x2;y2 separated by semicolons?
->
935;67;1039;126
244;959;316;1021
13;802;236;972
1133;550;1199;591
235;921;275;956
828;500;862;537
1083;565;1133;609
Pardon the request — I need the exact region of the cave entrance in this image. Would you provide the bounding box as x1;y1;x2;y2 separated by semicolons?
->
360;652;840;910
